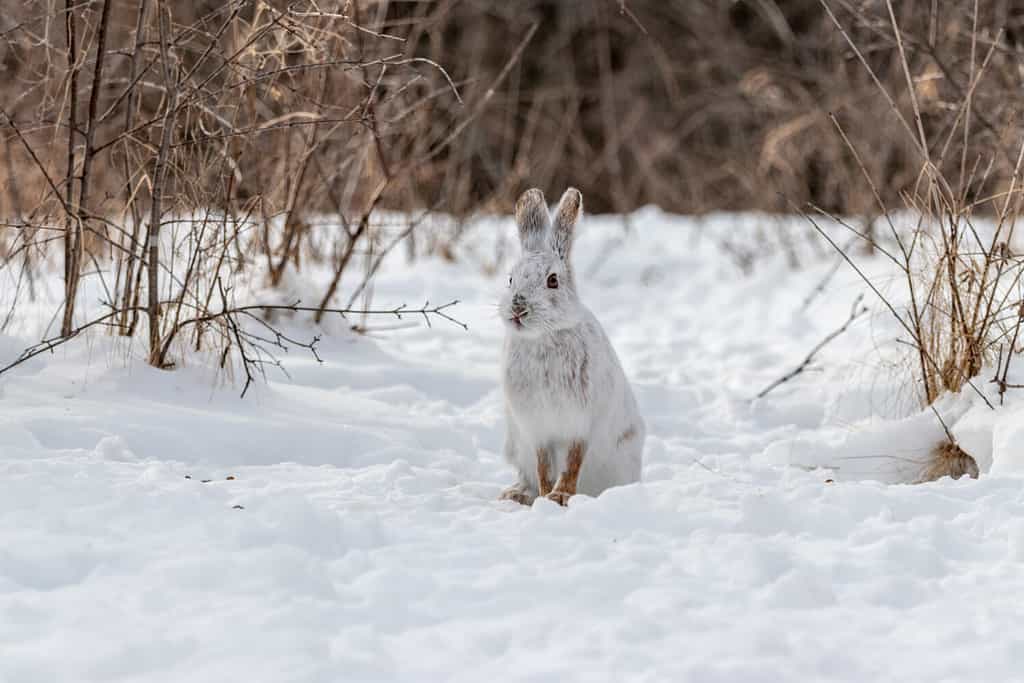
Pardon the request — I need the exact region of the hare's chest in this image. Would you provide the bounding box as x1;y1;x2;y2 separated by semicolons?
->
503;336;590;437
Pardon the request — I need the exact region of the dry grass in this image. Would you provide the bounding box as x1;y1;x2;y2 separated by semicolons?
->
917;441;979;482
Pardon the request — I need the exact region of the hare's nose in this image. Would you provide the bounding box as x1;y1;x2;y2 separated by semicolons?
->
511;294;528;317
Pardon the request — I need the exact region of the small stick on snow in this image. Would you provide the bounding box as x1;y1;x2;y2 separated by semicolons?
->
754;294;867;400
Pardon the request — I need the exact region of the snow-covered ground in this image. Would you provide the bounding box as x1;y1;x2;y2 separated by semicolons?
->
2;211;1024;682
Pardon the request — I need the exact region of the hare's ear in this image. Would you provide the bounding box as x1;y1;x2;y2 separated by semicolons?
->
551;188;582;259
515;188;550;252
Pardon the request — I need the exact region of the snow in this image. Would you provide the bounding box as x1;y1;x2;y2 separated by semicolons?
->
2;210;1024;681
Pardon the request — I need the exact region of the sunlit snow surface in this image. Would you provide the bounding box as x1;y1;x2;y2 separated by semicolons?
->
3;210;1024;682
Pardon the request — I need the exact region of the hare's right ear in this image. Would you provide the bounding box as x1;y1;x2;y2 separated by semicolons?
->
551;188;582;259
515;188;549;252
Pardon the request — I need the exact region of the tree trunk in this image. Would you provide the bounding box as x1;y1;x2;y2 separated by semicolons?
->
148;0;176;367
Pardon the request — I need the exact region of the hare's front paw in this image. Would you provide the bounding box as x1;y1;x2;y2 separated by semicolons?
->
545;489;573;506
499;485;535;506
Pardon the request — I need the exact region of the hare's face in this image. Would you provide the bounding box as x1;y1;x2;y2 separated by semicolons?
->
501;250;579;336
501;187;584;338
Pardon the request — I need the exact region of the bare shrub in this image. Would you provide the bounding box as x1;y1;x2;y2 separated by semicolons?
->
0;0;481;382
799;1;1024;479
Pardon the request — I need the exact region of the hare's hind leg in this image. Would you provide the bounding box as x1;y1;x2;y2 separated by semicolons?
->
500;446;552;505
499;482;536;505
547;440;586;506
499;420;536;505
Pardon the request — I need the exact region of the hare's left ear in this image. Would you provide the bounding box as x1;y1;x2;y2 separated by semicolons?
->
515;188;550;252
551;188;582;259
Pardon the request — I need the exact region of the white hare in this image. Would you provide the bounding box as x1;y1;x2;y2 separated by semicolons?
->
498;187;645;506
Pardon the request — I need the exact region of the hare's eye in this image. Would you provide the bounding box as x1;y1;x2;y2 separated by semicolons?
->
547;273;558;289
508;275;513;287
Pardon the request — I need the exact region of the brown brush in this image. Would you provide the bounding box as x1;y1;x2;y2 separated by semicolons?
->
917;441;980;483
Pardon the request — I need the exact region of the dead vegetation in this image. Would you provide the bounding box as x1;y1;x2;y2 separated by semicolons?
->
796;1;1024;480
917;441;980;482
6;1;1024;218
0;0;485;383
2;0;1024;420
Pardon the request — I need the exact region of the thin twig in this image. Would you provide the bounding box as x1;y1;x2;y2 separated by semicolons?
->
755;294;867;399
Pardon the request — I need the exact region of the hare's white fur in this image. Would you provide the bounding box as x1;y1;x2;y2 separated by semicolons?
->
500;188;644;502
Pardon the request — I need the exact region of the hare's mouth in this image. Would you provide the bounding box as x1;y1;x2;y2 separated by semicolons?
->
508;317;524;329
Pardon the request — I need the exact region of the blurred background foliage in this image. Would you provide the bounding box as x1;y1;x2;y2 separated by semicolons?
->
2;0;1023;220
